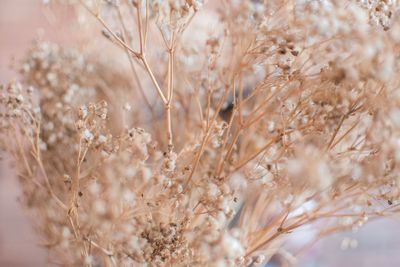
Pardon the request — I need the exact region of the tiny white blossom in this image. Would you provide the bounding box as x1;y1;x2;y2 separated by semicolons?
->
123;103;132;112
83;129;94;142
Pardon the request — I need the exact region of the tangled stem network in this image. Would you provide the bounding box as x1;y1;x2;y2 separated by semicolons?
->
1;0;400;266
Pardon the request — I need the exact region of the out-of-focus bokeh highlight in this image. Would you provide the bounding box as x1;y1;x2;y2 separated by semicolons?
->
0;1;399;266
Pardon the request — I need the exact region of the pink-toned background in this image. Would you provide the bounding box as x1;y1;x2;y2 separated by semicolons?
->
1;1;400;266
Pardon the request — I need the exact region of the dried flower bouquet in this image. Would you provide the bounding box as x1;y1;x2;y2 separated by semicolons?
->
1;0;400;266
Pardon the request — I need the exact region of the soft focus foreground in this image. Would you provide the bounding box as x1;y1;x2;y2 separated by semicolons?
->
1;0;400;266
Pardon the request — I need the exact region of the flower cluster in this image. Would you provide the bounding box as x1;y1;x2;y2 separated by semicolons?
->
2;0;400;266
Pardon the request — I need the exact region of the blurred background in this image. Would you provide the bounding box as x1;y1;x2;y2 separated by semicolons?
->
1;1;400;266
